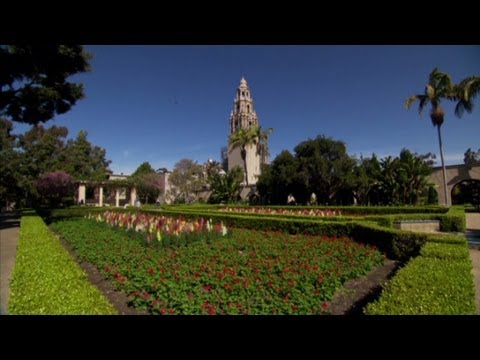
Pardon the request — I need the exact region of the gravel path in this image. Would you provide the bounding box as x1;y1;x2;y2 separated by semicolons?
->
0;213;20;315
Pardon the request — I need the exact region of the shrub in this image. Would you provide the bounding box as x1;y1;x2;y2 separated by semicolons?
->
365;256;476;315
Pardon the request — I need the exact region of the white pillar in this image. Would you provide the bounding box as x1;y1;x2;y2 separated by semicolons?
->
130;187;136;206
78;184;86;204
99;186;103;207
115;189;120;207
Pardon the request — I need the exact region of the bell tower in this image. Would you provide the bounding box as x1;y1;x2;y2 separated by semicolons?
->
228;77;262;185
229;76;258;133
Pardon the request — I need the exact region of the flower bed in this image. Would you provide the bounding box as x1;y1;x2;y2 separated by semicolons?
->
87;211;228;248
52;218;384;315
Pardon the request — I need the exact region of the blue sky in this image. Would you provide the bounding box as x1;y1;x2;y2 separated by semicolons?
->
12;45;480;174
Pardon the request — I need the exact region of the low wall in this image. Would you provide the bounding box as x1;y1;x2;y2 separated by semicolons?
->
394;220;440;233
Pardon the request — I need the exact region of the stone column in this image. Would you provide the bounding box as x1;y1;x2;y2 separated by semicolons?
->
78;183;86;205
115;188;120;207
99;186;103;207
130;187;136;206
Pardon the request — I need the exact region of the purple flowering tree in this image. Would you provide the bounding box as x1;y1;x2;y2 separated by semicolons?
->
36;171;74;207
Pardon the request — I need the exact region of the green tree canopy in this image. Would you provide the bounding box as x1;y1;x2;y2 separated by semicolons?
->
131;162;156;178
208;166;243;204
257;150;306;204
2;124;111;206
62;130;111;181
0;45;92;125
294;135;356;205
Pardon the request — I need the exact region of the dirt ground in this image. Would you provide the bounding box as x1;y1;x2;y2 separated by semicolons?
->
327;259;399;315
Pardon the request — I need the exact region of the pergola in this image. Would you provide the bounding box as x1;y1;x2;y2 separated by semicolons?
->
75;180;137;207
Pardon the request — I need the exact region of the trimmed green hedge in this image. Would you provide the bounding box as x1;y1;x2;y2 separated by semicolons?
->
364;256;476;315
365;233;475;315
8;213;117;315
162;204;448;215
420;242;470;260
367;206;465;232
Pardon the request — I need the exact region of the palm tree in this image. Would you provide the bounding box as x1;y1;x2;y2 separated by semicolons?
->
405;68;455;206
454;75;480;118
228;127;257;186
254;126;273;164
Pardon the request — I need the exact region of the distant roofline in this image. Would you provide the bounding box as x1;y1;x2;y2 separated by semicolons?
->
432;163;480;171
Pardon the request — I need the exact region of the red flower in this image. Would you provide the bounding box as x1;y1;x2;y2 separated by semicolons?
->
322;302;329;309
203;285;211;292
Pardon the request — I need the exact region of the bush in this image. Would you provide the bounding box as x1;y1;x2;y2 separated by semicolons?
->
365;256;476;315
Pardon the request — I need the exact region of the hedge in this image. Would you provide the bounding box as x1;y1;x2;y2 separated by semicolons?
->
162;204;449;215
365;233;475;315
8;212;117;315
364;256;476;315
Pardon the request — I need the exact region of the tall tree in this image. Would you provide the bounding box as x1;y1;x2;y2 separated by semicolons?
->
168;159;205;203
131;162;156;177
396;149;435;205
17;124;69;201
454;76;480;118
63;130;111;181
0;45;92;125
405;68;455;206
352;154;382;205
294;135;356;205
130;162;161;204
253;126;273;164
405;68;480;206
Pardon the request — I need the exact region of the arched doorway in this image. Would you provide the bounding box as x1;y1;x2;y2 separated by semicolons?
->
451;179;480;208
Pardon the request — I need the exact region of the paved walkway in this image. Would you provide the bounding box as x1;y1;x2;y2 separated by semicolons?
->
0;212;20;315
466;213;480;314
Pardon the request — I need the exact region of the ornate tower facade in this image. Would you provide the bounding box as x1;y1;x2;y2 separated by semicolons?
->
228;77;262;185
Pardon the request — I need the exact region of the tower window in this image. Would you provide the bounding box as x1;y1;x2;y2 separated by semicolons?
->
237;104;239;112
242;91;245;96
249;121;252;126
247;104;250;112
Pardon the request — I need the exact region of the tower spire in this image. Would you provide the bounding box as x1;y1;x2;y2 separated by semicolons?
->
230;76;257;133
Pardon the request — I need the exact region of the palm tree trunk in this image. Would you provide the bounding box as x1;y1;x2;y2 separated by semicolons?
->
437;125;449;206
241;147;249;186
